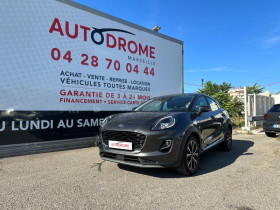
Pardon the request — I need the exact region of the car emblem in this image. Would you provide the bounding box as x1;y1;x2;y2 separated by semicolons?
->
118;124;124;128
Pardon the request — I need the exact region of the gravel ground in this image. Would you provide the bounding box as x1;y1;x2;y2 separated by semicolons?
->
0;134;280;210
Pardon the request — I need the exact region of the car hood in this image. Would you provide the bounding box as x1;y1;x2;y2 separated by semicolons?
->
107;112;178;125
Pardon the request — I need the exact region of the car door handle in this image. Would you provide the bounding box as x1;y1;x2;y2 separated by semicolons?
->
211;115;215;119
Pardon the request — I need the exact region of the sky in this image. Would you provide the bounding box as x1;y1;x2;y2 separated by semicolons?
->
73;0;280;93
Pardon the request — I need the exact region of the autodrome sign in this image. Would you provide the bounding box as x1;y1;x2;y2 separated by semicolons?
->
0;0;183;146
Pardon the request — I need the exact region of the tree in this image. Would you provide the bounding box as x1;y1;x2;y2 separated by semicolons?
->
219;82;232;93
276;91;280;95
199;81;231;95
247;82;264;94
199;81;243;119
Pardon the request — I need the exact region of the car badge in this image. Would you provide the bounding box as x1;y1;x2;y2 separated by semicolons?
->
118;124;124;128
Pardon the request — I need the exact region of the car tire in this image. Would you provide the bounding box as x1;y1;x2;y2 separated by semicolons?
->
221;127;232;151
176;135;200;176
265;132;276;137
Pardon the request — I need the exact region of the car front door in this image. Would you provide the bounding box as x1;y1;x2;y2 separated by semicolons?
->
192;96;217;148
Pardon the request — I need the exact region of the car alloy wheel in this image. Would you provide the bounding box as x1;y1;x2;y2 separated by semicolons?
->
186;139;199;171
226;129;232;149
176;135;200;176
221;128;232;151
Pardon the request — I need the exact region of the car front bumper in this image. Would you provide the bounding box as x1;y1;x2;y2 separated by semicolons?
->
98;129;184;168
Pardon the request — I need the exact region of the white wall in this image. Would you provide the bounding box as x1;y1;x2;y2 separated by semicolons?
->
272;94;280;104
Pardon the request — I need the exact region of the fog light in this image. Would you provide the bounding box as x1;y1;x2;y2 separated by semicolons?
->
160;139;172;151
99;136;107;148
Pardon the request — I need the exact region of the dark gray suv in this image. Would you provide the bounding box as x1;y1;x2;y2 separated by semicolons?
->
98;93;232;175
263;104;280;137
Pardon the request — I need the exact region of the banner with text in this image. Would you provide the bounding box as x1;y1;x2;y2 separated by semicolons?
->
0;0;183;146
0;0;183;112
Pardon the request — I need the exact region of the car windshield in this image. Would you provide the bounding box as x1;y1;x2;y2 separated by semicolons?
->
135;95;194;112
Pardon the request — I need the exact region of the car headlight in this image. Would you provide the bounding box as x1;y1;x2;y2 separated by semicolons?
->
151;116;176;130
101;115;114;128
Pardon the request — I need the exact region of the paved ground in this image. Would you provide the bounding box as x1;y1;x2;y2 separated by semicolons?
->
0;134;280;210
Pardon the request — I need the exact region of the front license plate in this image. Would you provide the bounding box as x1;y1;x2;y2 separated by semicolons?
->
273;124;280;128
108;141;132;150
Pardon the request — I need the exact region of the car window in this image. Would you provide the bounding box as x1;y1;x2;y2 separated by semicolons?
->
268;105;280;112
162;97;192;111
138;100;162;111
216;101;221;109
207;97;219;111
193;96;208;112
135;95;194;112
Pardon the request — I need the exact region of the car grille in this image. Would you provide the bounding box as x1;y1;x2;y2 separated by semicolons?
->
101;131;146;149
102;152;141;163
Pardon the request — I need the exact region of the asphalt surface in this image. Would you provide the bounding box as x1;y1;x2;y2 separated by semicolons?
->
0;134;280;210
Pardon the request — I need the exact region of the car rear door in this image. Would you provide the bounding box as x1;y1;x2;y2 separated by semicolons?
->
206;97;224;144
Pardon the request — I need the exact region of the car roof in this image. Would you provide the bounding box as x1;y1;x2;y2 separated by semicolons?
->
152;93;210;98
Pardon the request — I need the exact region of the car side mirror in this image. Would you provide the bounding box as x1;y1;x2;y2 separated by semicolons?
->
198;105;211;115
